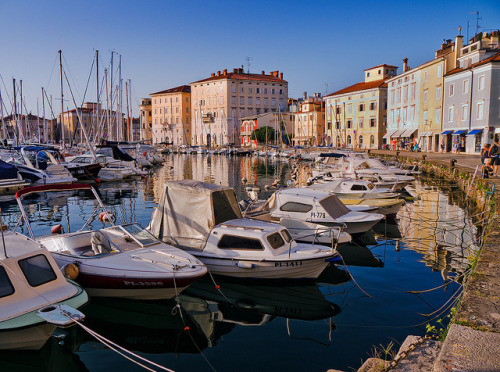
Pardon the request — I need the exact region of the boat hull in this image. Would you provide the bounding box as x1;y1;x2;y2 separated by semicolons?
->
74;272;207;300
188;255;332;280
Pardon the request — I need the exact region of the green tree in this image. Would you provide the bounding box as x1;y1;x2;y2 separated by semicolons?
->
251;126;275;144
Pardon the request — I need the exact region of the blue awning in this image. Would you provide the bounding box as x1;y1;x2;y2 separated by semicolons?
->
466;129;483;136
441;130;453;135
453;130;467;135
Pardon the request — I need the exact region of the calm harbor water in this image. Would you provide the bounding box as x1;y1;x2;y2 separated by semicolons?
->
0;154;479;372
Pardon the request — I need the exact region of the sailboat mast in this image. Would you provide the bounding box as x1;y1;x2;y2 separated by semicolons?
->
0;86;5;141
118;55;122;142
110;52;114;140
42;87;46;143
105;68;110;141
95;49;100;144
12;78;19;143
125;80;130;141
59;50;65;148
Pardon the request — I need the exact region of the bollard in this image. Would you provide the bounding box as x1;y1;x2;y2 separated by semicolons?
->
422;154;427;161
450;159;456;167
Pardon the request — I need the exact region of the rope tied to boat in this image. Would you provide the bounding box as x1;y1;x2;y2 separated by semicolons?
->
59;308;176;372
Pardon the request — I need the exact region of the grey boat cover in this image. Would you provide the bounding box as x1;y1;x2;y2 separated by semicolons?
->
148;179;242;250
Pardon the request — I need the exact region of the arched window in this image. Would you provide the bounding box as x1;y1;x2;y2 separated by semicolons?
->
359;135;364;148
370;135;375;148
337;136;341;147
347;135;352;147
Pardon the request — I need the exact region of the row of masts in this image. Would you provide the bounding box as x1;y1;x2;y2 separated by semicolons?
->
0;50;135;148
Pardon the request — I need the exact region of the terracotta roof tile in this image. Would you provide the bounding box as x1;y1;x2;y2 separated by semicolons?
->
191;72;286;84
325;80;388;97
151;85;191;95
445;51;500;76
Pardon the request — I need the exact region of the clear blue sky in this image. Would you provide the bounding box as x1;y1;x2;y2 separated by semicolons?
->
1;0;499;116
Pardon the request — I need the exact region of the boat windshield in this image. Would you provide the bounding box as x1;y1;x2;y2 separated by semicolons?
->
120;223;159;246
281;229;292;243
267;232;286;249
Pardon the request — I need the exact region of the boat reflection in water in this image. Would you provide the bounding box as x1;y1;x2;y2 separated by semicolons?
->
63;276;342;359
0;337;88;372
396;183;480;280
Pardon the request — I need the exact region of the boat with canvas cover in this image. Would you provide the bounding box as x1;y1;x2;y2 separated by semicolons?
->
15;183;207;300
0;229;87;350
148;180;338;280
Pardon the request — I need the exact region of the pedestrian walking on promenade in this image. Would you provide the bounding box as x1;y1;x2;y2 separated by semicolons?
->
481;144;493;176
441;141;445;153
490;141;499;177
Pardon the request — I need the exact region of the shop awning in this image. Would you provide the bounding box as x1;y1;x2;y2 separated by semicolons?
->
466;129;483;136
391;129;405;138
419;131;430;137
453;130;467;135
441;130;453;135
383;130;396;139
401;129;417;138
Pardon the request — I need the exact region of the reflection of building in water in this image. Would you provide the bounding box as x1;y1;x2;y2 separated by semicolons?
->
397;183;478;279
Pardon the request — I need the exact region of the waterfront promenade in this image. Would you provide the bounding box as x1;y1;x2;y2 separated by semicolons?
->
353;149;500;372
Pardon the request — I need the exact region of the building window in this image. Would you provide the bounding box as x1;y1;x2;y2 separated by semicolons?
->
240;97;244;105
359;104;364;112
264;88;268;94
256;97;260;105
370;118;375;127
248;87;252;93
437;65;442;78
436;108;441;124
477;101;484;120
232;86;236;93
449;84;455;97
232;96;236;104
448;106;454;122
272;98;276;106
256;88;261;94
424;70;428;82
461;104;468;121
423;89;428;103
347;120;352;129
370;135;375;147
240;87;244;93
436;86;442;100
264;98;268;105
463;79;469;94
358;118;363;127
271;88;276;94
478;75;485;91
248;97;252;105
279;89;283;94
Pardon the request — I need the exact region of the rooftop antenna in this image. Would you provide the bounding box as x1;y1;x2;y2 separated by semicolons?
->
467;11;482;41
245;57;252;73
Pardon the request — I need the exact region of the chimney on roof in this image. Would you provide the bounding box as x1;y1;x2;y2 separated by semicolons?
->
217;71;221;76
279;72;283;79
211;73;215;77
454;31;464;70
233;68;237;73
240;68;244;73
261;70;265;75
223;69;227;75
303;92;307;100
403;58;408;72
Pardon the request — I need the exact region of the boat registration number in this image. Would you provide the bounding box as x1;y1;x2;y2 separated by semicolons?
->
275;261;303;267
311;212;326;219
123;281;164;286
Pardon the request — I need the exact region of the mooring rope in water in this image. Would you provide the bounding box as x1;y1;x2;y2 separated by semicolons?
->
65;313;175;372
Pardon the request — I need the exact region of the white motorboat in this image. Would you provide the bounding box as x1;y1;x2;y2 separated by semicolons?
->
15;183;207;300
0;229;87;350
148;180;339;279
249;188;384;235
307;178;400;199
7;146;76;185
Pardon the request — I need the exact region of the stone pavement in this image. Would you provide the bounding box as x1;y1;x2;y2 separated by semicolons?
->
353;150;500;371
